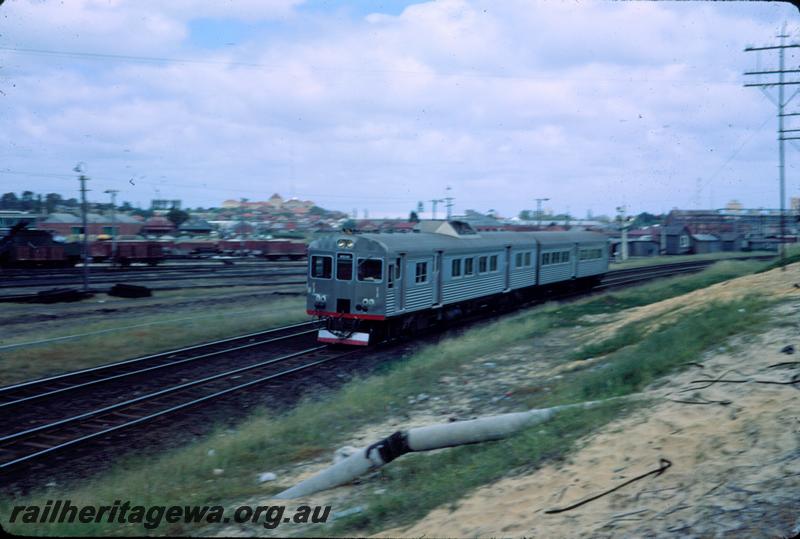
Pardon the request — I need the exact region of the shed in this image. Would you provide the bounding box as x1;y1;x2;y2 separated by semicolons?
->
691;233;722;254
628;239;660;257
719;232;743;252
661;225;692;255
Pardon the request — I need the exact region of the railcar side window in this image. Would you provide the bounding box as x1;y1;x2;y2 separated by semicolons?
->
336;253;353;280
524;252;531;266
415;262;428;283
489;255;498;272
478;256;487;273
515;252;523;268
311;255;332;278
452;258;462;277
542;252;551;265
357;258;383;281
464;257;474;275
562;251;570;263
396;258;402;279
388;264;394;288
580;248;603;260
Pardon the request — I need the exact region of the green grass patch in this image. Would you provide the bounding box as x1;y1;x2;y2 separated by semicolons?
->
531;295;770;407
757;244;800;272
0;297;306;385
0;259;776;536
558;259;765;322
569;321;645;360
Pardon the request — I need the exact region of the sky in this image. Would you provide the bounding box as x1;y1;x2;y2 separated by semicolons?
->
1;0;800;219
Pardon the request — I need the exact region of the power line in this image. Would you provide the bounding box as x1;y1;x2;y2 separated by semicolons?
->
743;23;800;264
0;169;422;203
692;114;772;204
0;45;746;85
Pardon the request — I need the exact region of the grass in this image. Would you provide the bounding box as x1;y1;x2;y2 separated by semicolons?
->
0;258;781;536
559;259;765;322
610;250;775;269
0;296;306;385
757;244;800;272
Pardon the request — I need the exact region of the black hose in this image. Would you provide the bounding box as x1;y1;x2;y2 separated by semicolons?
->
545;458;672;514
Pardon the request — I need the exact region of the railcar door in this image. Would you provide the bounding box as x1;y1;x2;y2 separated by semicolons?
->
398;253;406;311
503;246;511;291
434;251;443;305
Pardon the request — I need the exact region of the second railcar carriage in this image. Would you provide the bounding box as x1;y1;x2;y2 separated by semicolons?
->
307;220;609;345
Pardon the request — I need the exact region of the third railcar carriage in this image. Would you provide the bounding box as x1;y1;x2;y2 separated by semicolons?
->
307;220;609;345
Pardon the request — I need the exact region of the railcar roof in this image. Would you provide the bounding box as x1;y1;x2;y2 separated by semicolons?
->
311;231;607;255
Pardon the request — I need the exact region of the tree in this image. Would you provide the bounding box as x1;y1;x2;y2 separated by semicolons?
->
518;210;533;221
45;193;63;213
309;205;327;216
0;192;19;210
340;219;357;232
632;212;662;228
167;207;190;227
19;191;35;211
409;211;420;223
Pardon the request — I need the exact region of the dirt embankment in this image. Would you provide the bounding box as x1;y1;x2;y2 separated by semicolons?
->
382;266;800;538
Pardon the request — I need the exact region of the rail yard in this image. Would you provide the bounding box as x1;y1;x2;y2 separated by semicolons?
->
3;2;800;537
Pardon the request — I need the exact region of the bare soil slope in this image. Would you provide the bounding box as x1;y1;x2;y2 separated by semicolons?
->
382;265;800;538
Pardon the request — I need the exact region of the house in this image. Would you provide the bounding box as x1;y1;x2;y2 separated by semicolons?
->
178;218;214;236
141;216;176;236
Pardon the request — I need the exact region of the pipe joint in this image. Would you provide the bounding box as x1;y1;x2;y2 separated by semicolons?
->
366;430;410;464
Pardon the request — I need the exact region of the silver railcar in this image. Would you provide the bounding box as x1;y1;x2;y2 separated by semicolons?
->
307;221;608;345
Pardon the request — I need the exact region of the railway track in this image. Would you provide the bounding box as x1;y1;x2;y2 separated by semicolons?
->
0;259;305;279
0;322;367;471
0;256;774;474
0;268;307;289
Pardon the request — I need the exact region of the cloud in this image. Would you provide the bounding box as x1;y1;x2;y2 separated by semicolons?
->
1;0;797;216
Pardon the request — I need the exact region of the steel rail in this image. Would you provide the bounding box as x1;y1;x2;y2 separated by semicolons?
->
0;345;329;445
0;328;318;409
0;346;355;470
0;320;318;395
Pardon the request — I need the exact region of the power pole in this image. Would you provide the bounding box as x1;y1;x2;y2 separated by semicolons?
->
444;187;454;220
430;199;444;219
535;198;550;230
74;163;90;292
744;22;800;266
104;189;119;267
239;198;247;255
617;205;629;261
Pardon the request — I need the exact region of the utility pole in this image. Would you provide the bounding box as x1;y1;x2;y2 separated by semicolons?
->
617;205;629;261
444;187;454;220
74;163;90;292
744;22;800;266
239;198;247;256
535;198;550;230
430;199;444;219
104;189;119;268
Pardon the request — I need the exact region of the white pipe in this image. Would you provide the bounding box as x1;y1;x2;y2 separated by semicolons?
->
275;400;609;499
